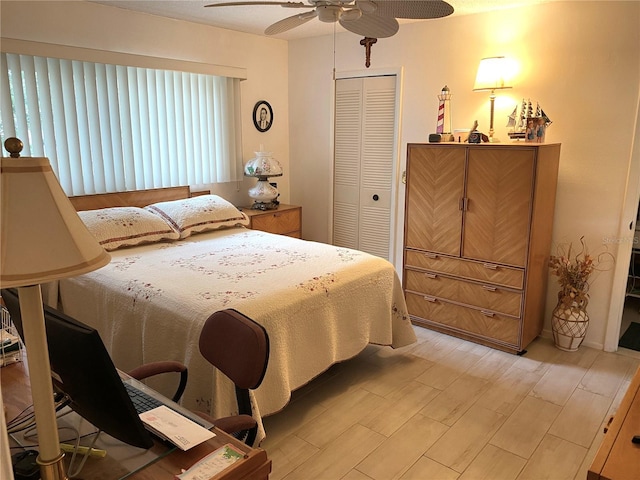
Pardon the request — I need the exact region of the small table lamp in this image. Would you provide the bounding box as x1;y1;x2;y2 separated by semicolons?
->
244;149;283;211
0;138;110;480
473;56;513;142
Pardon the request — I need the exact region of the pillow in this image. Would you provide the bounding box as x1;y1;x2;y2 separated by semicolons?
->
78;207;180;251
145;195;249;239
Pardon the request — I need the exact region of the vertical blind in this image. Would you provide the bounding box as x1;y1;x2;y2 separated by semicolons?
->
0;52;243;196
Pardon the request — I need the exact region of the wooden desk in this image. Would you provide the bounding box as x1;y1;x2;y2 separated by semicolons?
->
588;366;640;480
2;360;271;480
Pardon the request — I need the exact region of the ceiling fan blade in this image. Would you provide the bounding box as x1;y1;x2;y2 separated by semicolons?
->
340;12;399;38
373;0;454;19
205;1;312;9
265;11;317;35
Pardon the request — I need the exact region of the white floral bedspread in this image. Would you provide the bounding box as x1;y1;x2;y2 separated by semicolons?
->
57;227;416;443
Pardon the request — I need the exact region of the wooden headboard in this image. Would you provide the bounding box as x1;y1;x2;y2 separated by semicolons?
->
68;186;191;211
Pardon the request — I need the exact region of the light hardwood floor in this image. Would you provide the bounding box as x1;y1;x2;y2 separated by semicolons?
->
260;326;640;480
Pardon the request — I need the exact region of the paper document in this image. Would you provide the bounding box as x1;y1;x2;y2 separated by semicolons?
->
139;405;214;451
175;443;245;480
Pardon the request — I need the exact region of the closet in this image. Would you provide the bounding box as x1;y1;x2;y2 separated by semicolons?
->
403;143;561;354
333;75;398;260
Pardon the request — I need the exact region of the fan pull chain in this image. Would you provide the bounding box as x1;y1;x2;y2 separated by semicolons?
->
332;22;336;81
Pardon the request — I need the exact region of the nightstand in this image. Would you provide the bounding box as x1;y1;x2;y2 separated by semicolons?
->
240;204;302;238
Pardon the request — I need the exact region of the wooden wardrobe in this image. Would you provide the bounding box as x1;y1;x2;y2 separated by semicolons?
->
403;143;561;354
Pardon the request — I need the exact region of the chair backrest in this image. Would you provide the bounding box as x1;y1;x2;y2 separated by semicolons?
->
199;309;269;391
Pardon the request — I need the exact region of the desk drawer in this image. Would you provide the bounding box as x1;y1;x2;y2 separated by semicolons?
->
405;291;521;346
405;268;522;317
405;250;524;289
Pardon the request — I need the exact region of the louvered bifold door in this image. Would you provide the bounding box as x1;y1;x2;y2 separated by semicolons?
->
333;75;396;260
333;77;363;250
358;76;396;259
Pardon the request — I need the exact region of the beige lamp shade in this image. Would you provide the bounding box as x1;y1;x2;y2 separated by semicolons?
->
473;56;513;92
1;156;110;287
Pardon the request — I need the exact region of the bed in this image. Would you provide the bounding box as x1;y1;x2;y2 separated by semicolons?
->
52;187;416;444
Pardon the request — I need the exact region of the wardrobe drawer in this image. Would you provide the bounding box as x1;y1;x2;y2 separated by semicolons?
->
405;250;524;289
405;291;520;346
405;268;522;317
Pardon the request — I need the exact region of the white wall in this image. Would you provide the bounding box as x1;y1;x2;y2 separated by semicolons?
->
1;0;291;207
288;1;640;350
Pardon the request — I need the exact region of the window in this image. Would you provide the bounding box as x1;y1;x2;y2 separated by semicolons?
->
0;53;243;196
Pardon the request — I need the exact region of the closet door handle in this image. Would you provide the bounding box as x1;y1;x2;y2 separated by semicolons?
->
373;194;379;201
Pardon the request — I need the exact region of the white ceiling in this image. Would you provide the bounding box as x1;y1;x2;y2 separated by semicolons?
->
87;1;554;41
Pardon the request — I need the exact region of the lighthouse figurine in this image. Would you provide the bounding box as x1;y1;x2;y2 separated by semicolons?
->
435;85;453;142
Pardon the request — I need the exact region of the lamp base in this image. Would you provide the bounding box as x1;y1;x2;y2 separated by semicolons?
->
248;179;279;205
37;451;68;480
251;200;279;211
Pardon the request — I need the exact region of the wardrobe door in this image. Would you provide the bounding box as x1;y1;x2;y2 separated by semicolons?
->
463;148;535;267
405;145;465;256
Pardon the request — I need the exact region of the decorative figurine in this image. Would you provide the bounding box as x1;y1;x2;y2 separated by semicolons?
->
436;85;453;141
508;99;552;142
430;86;453;142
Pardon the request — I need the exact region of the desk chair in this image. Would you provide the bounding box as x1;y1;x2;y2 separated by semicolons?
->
197;309;270;447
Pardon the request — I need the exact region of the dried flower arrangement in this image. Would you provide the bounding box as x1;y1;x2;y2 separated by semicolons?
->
548;236;614;309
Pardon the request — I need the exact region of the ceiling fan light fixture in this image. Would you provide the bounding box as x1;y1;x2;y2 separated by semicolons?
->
356;0;377;14
340;8;362;21
317;5;341;23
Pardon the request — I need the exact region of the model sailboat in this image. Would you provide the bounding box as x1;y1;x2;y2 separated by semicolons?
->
507;99;552;140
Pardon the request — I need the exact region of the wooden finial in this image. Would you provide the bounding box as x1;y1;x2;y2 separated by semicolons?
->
4;137;23;157
360;37;377;68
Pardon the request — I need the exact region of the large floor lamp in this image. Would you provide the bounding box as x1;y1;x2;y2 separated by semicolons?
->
1;138;110;479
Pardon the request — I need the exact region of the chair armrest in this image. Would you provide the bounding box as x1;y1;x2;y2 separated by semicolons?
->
127;361;188;403
193;412;256;436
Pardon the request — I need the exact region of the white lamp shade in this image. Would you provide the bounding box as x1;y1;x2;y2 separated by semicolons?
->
244;151;283;178
1;156;110;287
473;56;514;91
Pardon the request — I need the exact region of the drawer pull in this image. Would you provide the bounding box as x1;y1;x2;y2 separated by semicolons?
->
424;273;438;279
423;295;437;303
424;252;439;259
482;285;497;292
480;310;495;317
482;263;498;270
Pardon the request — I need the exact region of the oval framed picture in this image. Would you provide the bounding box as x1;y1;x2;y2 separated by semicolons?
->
253;100;273;132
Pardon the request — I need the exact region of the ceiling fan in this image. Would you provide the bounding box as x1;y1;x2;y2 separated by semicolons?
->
204;1;454;38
